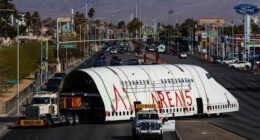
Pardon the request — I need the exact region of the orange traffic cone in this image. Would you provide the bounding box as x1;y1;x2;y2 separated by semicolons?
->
164;60;167;64
157;58;160;64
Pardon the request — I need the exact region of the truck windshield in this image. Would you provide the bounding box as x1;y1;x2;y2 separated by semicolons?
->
138;114;159;120
32;97;50;104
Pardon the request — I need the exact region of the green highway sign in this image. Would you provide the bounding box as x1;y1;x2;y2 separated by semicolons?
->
90;37;95;40
49;45;56;48
6;80;17;84
246;42;260;45
61;45;77;48
206;33;218;37
182;37;190;41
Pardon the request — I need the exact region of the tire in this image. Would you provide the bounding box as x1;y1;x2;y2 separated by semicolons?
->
158;134;163;140
74;115;80;125
231;66;235;69
68;117;74;126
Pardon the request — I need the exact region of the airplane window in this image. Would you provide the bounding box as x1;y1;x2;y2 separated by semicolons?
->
168;79;171;83
191;79;194;82
108;112;110;116
181;78;184;83
119;112;122;116
116;112;118;116
178;78;181;83
123;111;125;116
131;111;133;115
225;105;227;108
171;79;174;83
125;81;127;85
127;111;129;115
164;79;167;83
139;80;142;84
112;112;115;116
185;78;187;83
143;80;146;84
173;108;175;112
166;109;169;113
192;107;194;111
161;79;164;83
132;81;135;85
177;108;179;112
136;80;139;84
180;108;182;112
146;80;149;84
121;81;124;85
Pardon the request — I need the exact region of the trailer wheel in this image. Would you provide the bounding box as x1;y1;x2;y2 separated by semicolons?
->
68;117;74;125
74;115;80;125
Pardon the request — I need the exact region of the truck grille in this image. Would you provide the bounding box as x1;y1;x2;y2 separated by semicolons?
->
141;122;160;130
25;106;39;119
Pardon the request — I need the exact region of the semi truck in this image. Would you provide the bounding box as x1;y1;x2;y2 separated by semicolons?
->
15;91;97;127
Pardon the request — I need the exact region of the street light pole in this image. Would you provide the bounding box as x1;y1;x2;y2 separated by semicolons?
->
16;23;20;116
40;24;43;90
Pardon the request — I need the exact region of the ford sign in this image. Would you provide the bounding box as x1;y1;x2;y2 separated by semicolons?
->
234;4;260;15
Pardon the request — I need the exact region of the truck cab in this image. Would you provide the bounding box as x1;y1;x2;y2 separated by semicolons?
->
131;104;175;140
16;91;79;127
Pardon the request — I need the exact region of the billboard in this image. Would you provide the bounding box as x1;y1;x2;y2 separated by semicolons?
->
58;17;71;22
200;18;225;25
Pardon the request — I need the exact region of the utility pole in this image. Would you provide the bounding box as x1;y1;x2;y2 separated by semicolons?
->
56;18;60;72
16;23;20;116
40;24;43;90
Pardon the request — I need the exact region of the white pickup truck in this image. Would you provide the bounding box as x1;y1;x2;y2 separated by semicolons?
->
131;108;175;140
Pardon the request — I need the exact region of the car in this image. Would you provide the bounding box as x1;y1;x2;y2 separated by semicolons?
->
54;73;66;78
93;59;106;67
102;47;109;53
212;56;222;64
179;52;188;59
111;56;119;62
46;77;63;92
110;60;122;66
114;58;123;64
148;46;155;52
128;58;139;65
119;46;126;53
110;46;118;54
127;46;133;52
221;58;238;65
173;50;181;56
164;48;171;54
97;52;106;60
229;61;251;70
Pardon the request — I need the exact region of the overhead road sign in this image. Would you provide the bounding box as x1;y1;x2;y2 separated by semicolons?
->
200;18;225;25
246;42;260;45
61;45;77;48
234;4;260;15
182;37;190;41
58;17;71;22
6;80;17;84
207;33;218;37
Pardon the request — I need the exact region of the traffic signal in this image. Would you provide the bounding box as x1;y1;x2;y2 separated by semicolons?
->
221;35;225;43
198;34;201;42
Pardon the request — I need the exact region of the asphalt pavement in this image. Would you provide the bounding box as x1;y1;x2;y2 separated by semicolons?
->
159;53;260;140
1;52;259;140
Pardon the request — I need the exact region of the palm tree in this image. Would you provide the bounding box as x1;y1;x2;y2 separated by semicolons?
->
24;12;31;34
88;8;95;19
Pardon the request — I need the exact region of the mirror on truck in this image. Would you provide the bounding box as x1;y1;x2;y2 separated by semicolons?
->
163;117;168;123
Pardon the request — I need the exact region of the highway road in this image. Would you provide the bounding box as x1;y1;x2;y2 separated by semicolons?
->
1;51;260;140
159;53;260;140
